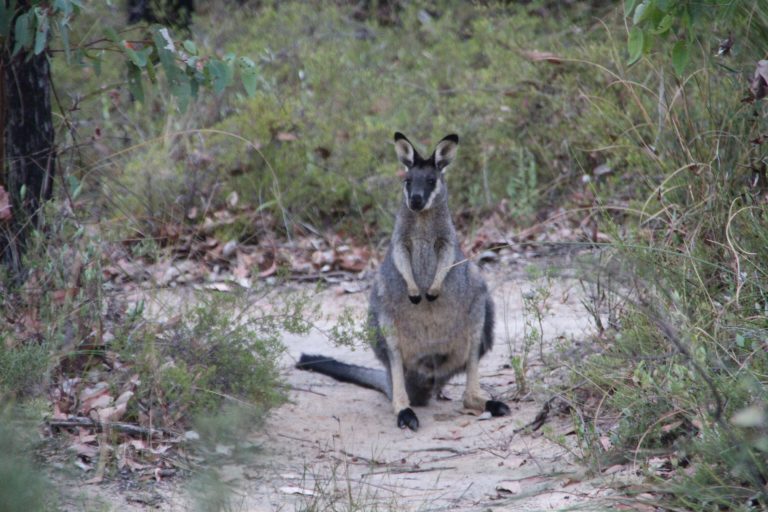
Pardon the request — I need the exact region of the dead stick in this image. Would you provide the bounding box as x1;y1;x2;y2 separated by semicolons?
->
48;417;170;437
363;465;458;477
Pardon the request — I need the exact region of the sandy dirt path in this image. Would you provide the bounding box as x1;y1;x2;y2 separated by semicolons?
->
61;259;641;511
217;261;624;511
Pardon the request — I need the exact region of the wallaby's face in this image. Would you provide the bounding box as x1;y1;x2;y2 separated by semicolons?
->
394;133;459;212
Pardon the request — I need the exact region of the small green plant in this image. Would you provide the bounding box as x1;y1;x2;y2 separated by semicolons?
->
512;268;552;395
132;288;314;430
505;147;539;219
0;335;51;398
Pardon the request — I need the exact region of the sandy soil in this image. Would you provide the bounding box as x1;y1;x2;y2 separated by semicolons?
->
218;260;630;511
62;259;640;511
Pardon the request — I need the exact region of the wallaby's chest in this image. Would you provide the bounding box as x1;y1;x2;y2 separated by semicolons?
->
404;236;439;288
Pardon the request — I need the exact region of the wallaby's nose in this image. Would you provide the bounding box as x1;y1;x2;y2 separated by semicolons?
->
410;194;424;210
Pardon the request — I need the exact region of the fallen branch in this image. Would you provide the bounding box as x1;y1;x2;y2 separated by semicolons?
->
363;465;458;477
514;397;556;434
48;417;170;438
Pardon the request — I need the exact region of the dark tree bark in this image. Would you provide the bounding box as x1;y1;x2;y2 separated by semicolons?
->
1;15;55;272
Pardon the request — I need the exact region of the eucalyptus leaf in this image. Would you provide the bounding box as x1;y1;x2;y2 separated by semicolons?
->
625;0;639;16
103;26;120;43
653;13;674;34
12;11;33;56
127;62;144;102
672;39;689;75
632;0;650;24
33;8;49;55
628;26;644;65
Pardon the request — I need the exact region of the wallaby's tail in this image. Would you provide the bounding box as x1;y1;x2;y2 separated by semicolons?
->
296;354;392;399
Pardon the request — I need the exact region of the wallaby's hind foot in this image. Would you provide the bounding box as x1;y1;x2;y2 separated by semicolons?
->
397;408;419;431
485;400;511;417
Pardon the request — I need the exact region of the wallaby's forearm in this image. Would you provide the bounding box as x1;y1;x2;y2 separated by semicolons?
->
427;238;455;299
392;242;421;302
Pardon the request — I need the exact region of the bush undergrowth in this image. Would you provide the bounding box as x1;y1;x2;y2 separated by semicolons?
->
2;1;767;509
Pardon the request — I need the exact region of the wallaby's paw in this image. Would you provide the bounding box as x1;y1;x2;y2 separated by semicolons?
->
485;400;511;417
397;408;419;431
425;293;439;302
408;294;422;304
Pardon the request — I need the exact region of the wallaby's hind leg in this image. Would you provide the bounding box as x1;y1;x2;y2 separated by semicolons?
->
375;311;420;430
389;345;419;430
463;300;511;417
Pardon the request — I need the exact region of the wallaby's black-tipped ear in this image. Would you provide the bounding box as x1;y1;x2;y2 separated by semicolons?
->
434;134;459;171
394;132;415;168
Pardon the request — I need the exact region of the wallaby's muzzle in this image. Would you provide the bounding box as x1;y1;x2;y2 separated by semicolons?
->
409;194;425;211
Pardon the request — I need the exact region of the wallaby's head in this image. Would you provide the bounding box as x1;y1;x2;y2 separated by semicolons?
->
393;132;459;212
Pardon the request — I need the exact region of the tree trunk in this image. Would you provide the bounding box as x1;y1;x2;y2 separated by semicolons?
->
1;31;55;272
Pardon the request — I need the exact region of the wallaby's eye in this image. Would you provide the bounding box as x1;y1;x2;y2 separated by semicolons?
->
427;178;436;186
404;178;412;187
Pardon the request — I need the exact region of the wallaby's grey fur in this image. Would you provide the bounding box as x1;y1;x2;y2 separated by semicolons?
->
297;133;510;431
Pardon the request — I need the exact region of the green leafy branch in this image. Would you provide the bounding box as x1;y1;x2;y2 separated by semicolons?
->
623;0;761;75
0;0;259;111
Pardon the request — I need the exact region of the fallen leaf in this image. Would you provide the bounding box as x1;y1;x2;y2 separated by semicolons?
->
603;464;626;475
258;261;277;278
96;402;127;423
279;486;315;496
69;442;99;458
115;390;134;407
521;49;563;64
661;420;683;432
276;132;298;142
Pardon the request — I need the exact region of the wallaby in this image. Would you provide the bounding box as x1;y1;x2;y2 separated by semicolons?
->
297;132;510;431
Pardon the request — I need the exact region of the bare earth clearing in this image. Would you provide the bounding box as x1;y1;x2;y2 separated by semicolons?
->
68;258;640;511
224;259;636;511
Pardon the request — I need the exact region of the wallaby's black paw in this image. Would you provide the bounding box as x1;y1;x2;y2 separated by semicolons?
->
409;294;422;304
485;400;511;417
397;408;419;431
426;293;439;302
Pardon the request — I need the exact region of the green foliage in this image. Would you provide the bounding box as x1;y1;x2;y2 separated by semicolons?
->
130;290;314;427
1;0;257;113
0;410;52;512
0;336;50;398
573;6;768;501
625;0;768;73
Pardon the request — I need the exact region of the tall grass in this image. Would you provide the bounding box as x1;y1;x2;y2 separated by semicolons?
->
569;6;768;509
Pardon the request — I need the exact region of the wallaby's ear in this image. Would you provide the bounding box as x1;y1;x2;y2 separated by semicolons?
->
394;132;416;168
434;134;459;171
